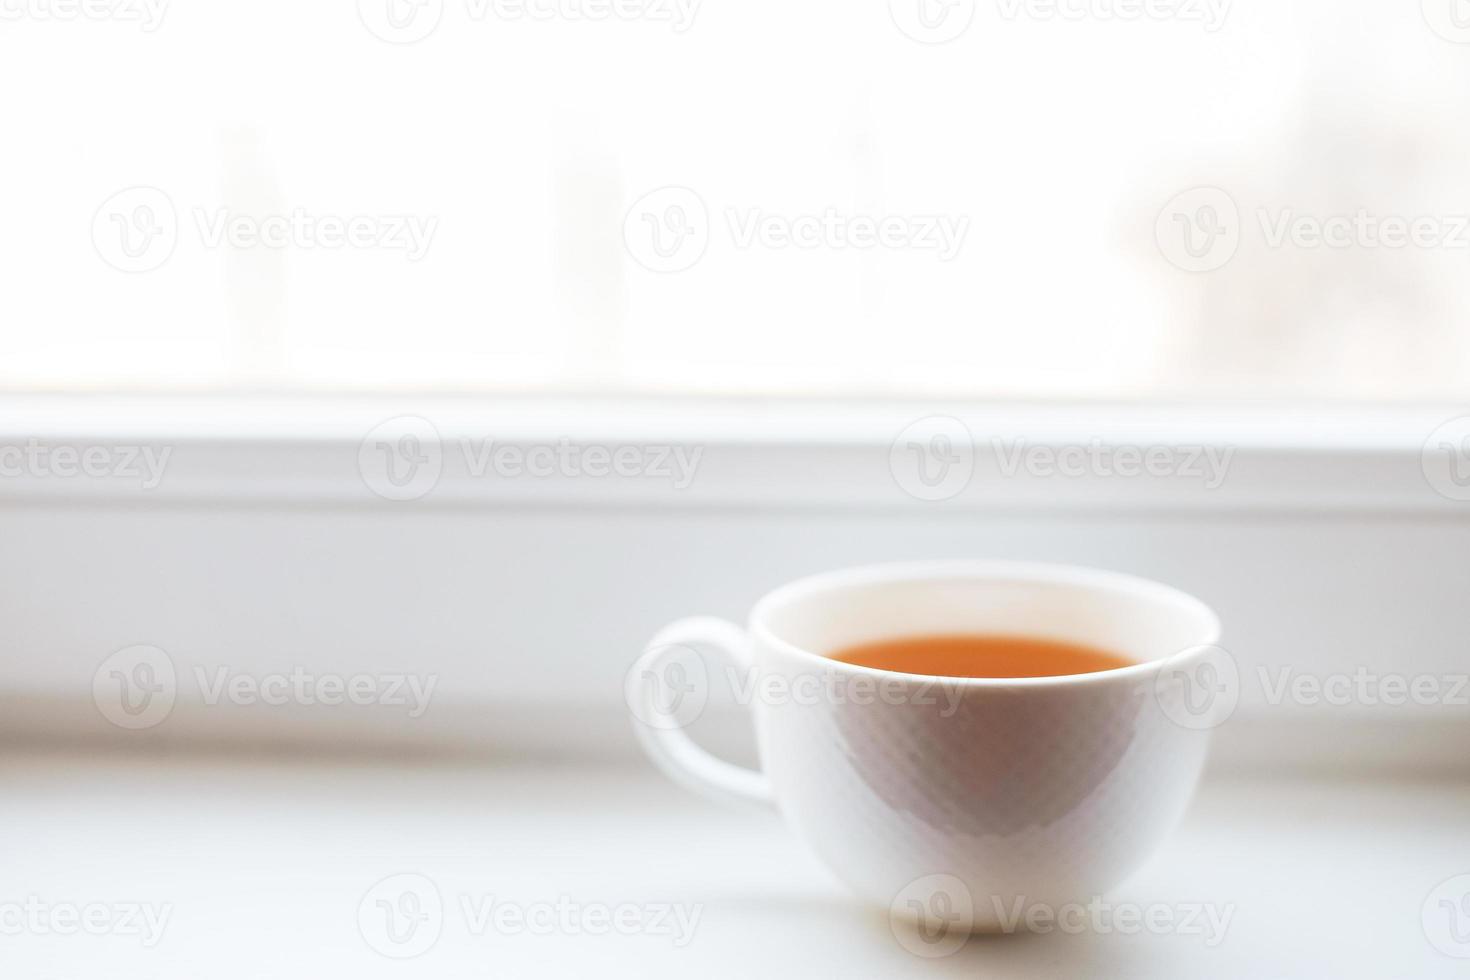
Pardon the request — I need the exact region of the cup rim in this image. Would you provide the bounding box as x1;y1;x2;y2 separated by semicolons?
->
747;559;1222;688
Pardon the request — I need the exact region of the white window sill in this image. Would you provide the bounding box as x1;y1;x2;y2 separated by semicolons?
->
5;748;1466;978
0;392;1463;512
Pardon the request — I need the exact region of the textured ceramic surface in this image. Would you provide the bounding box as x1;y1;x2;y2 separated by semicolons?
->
632;561;1222;931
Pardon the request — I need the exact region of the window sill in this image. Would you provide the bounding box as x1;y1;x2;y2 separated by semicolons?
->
0;392;1463;514
6;748;1467;978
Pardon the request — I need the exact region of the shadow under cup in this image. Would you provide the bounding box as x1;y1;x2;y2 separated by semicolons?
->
748;561;1222;932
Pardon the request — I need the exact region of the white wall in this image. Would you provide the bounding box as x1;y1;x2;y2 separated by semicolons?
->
2;397;1467;775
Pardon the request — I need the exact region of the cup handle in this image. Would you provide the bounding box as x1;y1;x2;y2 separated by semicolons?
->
629;616;774;810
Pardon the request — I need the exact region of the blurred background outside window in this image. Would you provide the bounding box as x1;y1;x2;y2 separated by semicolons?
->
4;0;1469;402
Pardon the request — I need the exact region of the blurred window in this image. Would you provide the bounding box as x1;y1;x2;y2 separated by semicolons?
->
2;0;1467;400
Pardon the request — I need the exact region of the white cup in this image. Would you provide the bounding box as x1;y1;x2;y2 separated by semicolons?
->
630;560;1224;932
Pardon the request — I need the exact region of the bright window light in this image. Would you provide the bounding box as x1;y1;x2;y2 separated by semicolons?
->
2;0;1467;399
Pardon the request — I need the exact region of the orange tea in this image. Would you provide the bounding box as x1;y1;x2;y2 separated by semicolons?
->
828;633;1134;679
